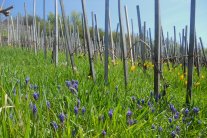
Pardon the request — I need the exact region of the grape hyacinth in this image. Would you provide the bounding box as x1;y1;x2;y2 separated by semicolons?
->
108;109;113;119
50;121;58;131
25;77;30;85
33;104;37;114
33;92;39;100
126;109;132;118
193;107;199;114
171;131;176;137
184;108;189;115
46;101;51;109
74;106;79;115
82;107;86;114
102;130;106;136
59;113;65;123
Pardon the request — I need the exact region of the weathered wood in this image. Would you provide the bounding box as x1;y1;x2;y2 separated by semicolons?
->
108;12;115;63
124;5;134;66
81;14;87;55
187;0;196;105
43;0;47;59
104;0;109;85
33;0;37;55
195;34;200;77
94;14;102;61
53;0;58;66
118;0;128;87
154;0;161;99
59;0;76;70
199;37;207;66
81;0;96;81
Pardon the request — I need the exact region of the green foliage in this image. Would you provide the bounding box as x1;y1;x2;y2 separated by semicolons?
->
0;47;207;137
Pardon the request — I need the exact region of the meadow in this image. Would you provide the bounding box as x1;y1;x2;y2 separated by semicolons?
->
0;47;206;137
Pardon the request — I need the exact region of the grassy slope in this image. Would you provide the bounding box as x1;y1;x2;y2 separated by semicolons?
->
0;47;207;137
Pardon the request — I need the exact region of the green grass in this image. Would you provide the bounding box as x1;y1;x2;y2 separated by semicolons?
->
0;47;207;137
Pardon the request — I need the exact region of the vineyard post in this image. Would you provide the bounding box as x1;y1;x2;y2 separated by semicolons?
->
33;0;37;55
59;0;76;70
81;0;96;81
104;0;109;85
118;0;128;87
124;5;134;66
109;12;115;64
186;0;196;105
199;37;207;66
43;0;47;59
154;0;161;99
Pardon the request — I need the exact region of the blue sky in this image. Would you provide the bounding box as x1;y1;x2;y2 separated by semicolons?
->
2;0;207;46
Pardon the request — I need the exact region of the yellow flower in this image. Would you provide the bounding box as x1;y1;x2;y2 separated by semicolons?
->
180;64;182;67
201;75;205;79
185;81;187;85
180;74;184;81
130;65;136;72
194;82;200;87
88;75;91;79
178;72;180;76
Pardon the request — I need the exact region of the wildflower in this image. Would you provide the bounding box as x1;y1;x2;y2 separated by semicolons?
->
180;64;182;67
148;101;151;107
59;113;65;123
33;104;37;114
174;112;180;119
25;77;30;84
141;99;145;104
193;107;199;114
33;84;38;90
170;104;176;113
13;88;16;96
176;126;180;132
158;126;163;132
169;118;172;123
130;65;136;72
108;109;113;119
99;115;105;122
194;82;200;87
82;107;86;114
184;108;189;115
33;92;39;100
74;106;78;115
185;81;187;85
46;101;51;109
50;121;58;131
171;131;176;137
180;74;184;81
102;130;106;136
131;96;136;102
65;81;71;88
151;124;155;129
126;110;132;118
127;119;137;126
201;75;205;79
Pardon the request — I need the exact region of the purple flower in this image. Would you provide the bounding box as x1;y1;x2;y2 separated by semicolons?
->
127;119;137;125
46;101;51;109
73;83;78;91
176;126;180;132
29;102;33;109
102;130;106;136
148;101;151;107
193;107;199;114
174;111;180;119
25;77;30;84
126;110;132;118
171;131;176;137
108;109;113;119
59;113;65;123
33;104;37;114
169;118;172;123
50;121;58;131
65;81;71;88
158;126;163;132
137;99;140;105
170;104;176;113
141;99;145;104
33;92;39;100
82;107;86;114
74;106;78;115
151;124;155;129
33;84;38;90
184;108;189;115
